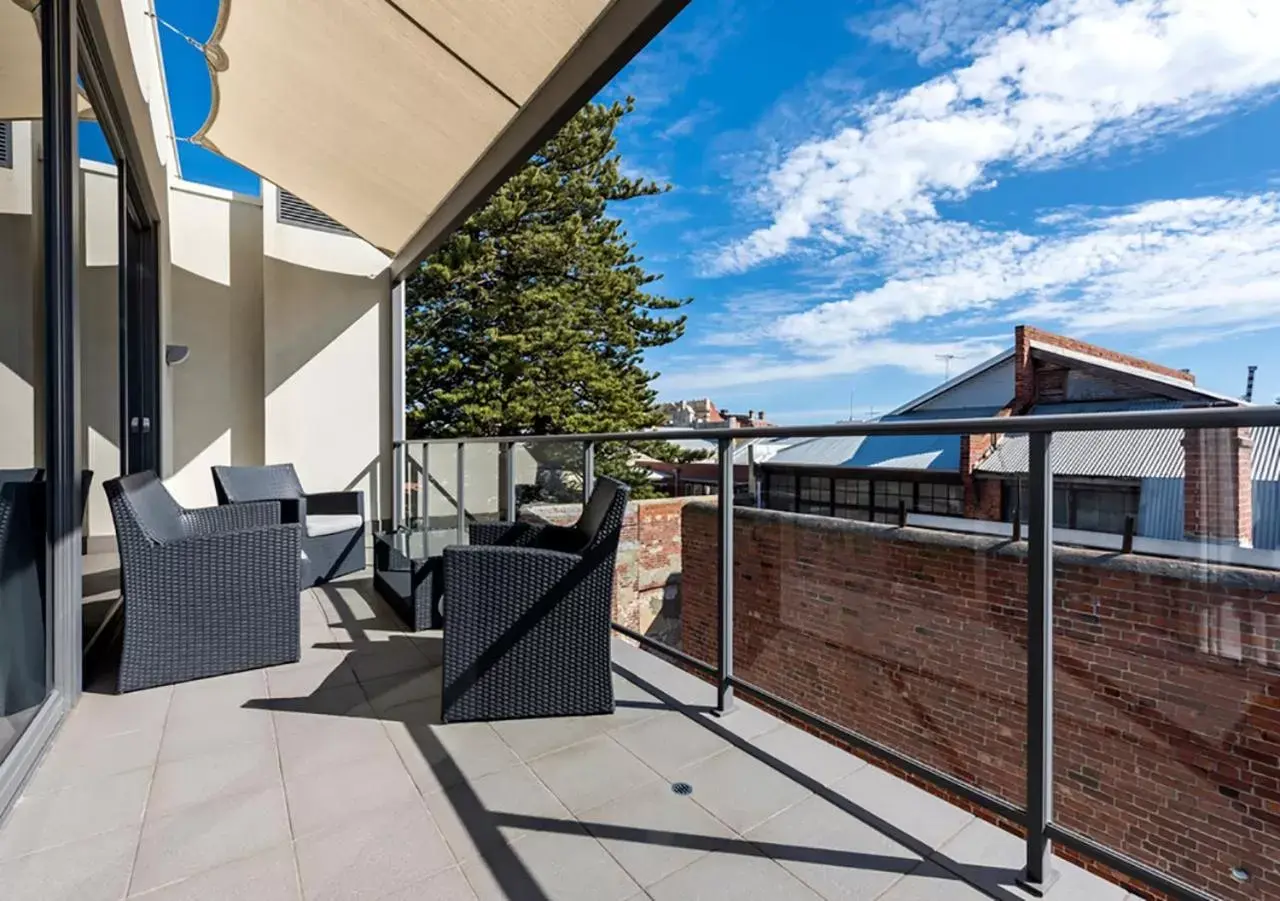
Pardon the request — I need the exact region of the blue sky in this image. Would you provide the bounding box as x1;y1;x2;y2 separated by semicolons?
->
122;0;1280;423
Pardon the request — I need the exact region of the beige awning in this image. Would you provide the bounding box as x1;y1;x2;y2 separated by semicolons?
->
193;0;686;275
0;0;94;120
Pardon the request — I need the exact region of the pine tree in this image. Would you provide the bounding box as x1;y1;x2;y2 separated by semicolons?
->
405;99;690;495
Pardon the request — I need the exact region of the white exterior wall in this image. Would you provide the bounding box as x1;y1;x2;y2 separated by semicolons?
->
0;164;395;535
261;182;393;524
0;123;39;470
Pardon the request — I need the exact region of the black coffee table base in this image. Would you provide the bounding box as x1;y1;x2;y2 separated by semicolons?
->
372;538;444;631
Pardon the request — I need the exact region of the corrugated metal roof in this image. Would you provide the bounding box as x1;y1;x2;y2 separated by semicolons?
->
1138;477;1184;540
1253;426;1280;480
977;429;1184;478
762;408;1005;472
765;434;961;471
1254;480;1280;550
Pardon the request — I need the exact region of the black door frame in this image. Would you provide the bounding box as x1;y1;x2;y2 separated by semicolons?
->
117;159;160;476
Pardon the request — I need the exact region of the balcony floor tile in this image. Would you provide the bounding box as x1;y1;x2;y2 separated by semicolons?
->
3;573;1155;901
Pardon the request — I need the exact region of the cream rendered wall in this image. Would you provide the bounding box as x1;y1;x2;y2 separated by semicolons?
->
261;182;393;525
0;123;39;469
164;180;264;509
79;163;122;537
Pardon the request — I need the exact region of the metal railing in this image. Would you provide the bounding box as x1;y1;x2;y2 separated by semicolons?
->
395;404;1280;901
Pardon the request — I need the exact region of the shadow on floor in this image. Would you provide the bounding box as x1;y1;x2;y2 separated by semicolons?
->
227;578;1034;901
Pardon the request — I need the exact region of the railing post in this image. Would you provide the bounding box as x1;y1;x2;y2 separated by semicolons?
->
421;442;430;535
456;442;466;545
1020;431;1057;894
714;437;735;715
390;280;406;531
499;442;517;522
582;441;595;507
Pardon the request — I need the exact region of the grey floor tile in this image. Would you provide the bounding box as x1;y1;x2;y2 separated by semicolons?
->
934;818;1129;901
646;847;823;901
874;862;991;900
294;798;455;901
284;747;419;838
130;784;292;895
148;741;283;818
275;701;396;781
461;824;641;901
385;715;521;795
158;703;276;764
829;766;974;851
676;746;810;833
578;779;737;888
0;767;152;860
695;700;785;742
422;764;574;863
358;668;443;715
749;725;868;788
375;866;477;901
344;646;432;683
490;713;612;761
608;675;675;728
127;844;299;900
56;687;172;745
0;825;139;901
265;659;358;698
528;735;661;815
743;794;921;900
170;669;269;705
24;724;162;795
610;659;713;712
610;712;729;780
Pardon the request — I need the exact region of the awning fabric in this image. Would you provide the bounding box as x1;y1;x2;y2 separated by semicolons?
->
0;0;93;120
194;0;682;268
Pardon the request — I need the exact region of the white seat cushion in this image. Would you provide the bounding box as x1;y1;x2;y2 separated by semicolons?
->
305;513;363;538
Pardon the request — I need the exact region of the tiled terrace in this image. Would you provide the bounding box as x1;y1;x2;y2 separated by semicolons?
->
0;575;1137;901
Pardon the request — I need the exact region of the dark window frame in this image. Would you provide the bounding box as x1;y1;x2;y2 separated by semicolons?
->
764;468;964;521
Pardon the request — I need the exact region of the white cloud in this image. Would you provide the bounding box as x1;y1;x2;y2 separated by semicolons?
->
775;193;1280;347
856;0;1024;64
655;335;1003;393
712;0;1280;274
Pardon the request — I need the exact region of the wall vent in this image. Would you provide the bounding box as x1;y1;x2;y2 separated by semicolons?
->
0;121;12;169
277;188;353;236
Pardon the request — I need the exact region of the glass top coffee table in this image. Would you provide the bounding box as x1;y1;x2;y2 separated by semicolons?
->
372;528;467;631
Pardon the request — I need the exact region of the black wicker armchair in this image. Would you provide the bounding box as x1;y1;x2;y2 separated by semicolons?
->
211;464;365;586
0;470;46;720
440;476;631;723
104;472;303;693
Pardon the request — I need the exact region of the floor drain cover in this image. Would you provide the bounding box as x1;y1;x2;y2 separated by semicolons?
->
671;782;693;796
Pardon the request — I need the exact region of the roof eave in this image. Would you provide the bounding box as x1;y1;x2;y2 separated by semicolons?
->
390;0;690;280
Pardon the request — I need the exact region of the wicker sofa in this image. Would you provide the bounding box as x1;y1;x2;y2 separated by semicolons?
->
104;472;302;692
440;476;630;723
211;464;365;587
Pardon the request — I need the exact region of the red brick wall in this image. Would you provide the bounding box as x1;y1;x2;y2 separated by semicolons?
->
682;503;1280;901
1184;428;1254;545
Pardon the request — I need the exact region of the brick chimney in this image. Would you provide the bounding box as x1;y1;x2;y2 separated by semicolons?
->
1183;428;1253;546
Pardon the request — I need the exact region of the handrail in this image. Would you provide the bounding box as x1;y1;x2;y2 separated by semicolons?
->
397;403;1280;445
396;402;1261;901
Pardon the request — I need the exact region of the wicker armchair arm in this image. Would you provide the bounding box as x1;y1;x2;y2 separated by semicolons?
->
467;521;584;552
183;501;282;536
442;545;582;612
131;524;302;611
468;521;542;546
305;491;364;517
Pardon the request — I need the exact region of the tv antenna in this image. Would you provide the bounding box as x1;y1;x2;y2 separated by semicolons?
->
936;353;957;381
